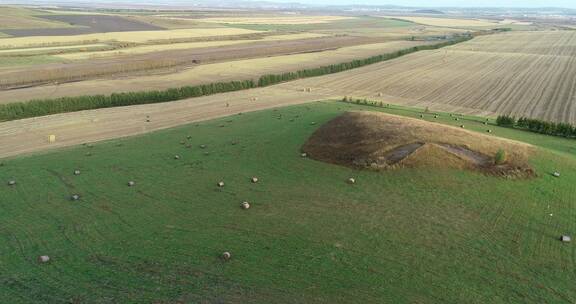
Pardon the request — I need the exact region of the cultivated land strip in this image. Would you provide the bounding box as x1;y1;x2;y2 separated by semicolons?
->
0;40;430;104
0;87;332;159
0;35;388;89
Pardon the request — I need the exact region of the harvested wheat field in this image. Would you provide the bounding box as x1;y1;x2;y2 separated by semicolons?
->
286;31;576;123
56;33;328;60
0;35;385;89
0;28;262;49
0;40;429;103
192;15;353;25
383;16;498;27
303;111;534;177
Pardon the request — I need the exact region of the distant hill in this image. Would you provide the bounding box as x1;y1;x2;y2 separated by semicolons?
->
412;9;445;14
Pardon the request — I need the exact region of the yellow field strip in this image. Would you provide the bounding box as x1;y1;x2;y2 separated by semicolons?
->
0;43;108;55
0;28;262;49
56;33;328;60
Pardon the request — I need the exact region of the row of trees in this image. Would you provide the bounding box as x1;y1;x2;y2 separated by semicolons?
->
0;80;255;121
0;36;472;122
496;115;576;138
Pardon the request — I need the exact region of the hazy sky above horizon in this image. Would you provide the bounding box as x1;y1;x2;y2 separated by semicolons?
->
265;0;576;8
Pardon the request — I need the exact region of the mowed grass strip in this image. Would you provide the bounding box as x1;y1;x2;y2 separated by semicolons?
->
0;102;574;303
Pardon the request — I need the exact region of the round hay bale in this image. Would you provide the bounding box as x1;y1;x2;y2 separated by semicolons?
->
455;118;459;121
128;181;135;187
347;177;356;184
38;255;50;263
241;201;250;210
377;92;383;97
251;177;259;183
217;181;225;188
487;129;492;133
434;115;438;119
310;122;317;125
222;251;231;260
7;180;16;186
180;141;185;145
483;122;488;125
85;152;92;157
71;194;80;201
174;155;180;160
301;153;308;158
74;170;81;175
420;114;424;118
460;125;465;128
553;172;561;177
200;144;207;149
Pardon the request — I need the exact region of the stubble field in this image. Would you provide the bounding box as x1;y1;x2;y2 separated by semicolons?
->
286;31;576;123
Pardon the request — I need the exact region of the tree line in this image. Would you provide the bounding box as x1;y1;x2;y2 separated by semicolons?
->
0;36;472;122
0;80;255;121
497;114;576;138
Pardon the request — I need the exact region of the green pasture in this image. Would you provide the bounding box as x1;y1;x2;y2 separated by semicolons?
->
0;101;574;303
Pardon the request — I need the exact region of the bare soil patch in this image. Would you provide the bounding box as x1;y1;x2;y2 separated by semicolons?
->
302;111;535;177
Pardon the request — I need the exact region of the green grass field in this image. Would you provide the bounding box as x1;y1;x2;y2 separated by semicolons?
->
1;101;575;303
0;55;66;67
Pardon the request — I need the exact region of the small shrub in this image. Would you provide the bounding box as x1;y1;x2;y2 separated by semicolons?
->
494;149;507;165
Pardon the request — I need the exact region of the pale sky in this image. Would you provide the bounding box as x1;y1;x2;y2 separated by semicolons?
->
265;0;576;8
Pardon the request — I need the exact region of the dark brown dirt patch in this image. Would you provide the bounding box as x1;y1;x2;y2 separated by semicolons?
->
302;111;535;178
